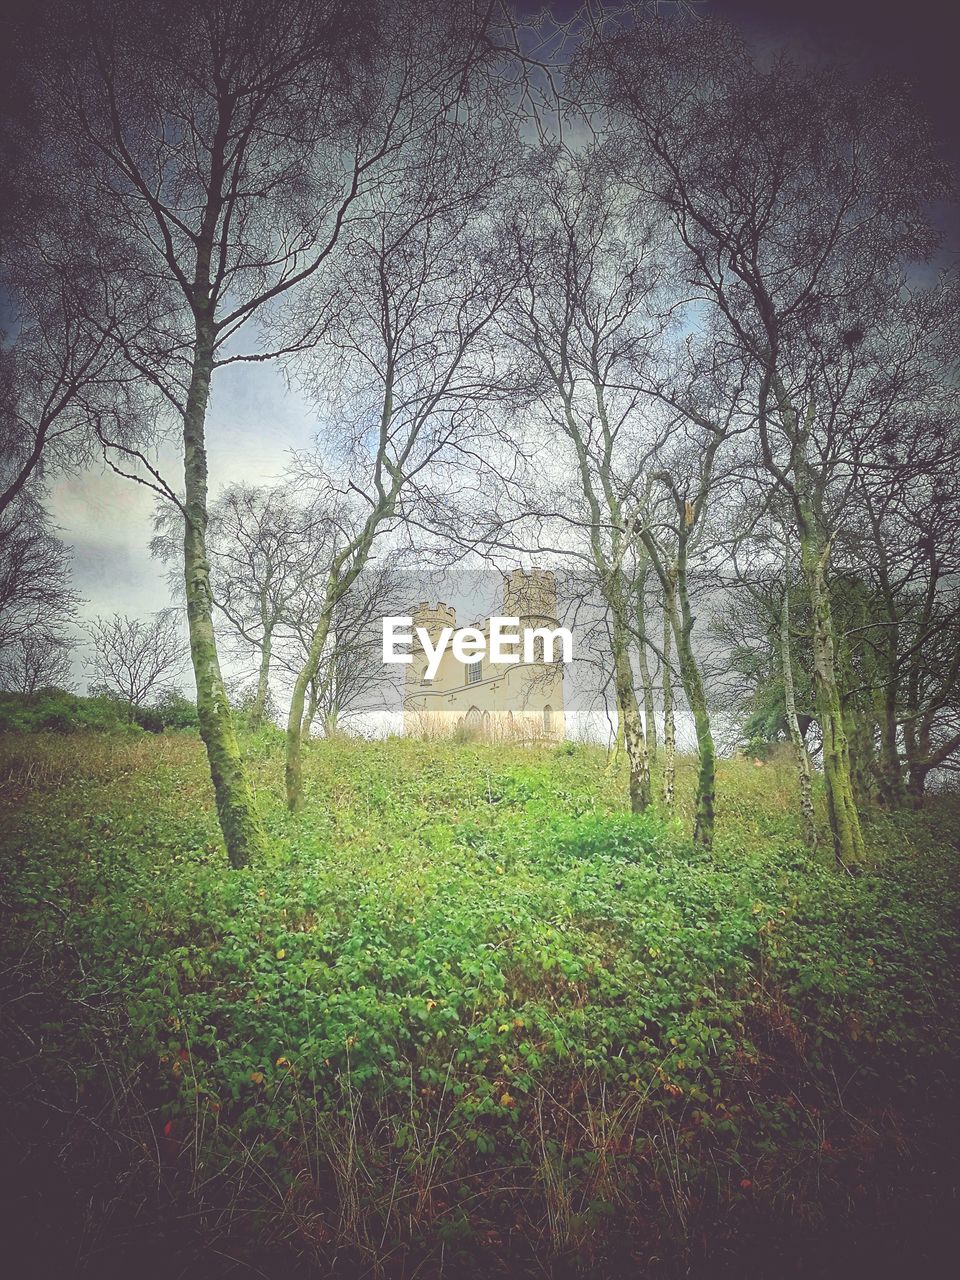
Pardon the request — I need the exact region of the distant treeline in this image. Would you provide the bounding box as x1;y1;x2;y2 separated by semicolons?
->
0;689;199;735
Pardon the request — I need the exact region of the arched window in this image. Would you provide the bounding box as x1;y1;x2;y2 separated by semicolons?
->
465;705;482;731
482;710;491;738
543;704;553;733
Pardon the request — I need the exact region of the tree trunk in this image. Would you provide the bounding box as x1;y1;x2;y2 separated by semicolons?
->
875;675;904;808
635;566;658;758
249;625;272;730
661;583;676;812
610;597;651;813
604;708;624;773
676;637;714;848
780;571;817;852
866;495;905;809
845;705;877;808
286;608;333;810
183;322;266;868
670;564;715;848
637;639;658;758
798;526;865;869
301;677;318;744
907;763;928;808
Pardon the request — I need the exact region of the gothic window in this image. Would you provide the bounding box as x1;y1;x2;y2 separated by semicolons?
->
543;704;553;733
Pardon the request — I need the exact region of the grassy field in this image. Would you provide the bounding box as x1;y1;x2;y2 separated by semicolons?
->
1;731;958;1278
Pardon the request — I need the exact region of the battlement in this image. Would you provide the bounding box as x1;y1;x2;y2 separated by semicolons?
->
399;580;567;739
503;569;557;621
412;601;457;635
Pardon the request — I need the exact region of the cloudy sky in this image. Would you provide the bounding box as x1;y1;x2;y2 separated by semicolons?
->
52;361;316;626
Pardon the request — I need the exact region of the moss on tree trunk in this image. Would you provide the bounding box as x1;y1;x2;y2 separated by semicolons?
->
183;324;266;868
780;566;817;852
611;599;651;813
661;584;676;811
286;608;333;811
799;526;864;868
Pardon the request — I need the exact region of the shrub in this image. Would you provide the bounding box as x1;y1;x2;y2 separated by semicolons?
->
132;689;200;733
0;688;138;734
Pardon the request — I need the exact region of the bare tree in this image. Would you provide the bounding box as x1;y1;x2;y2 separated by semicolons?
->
0;261;144;518
0;493;80;665
153;483;331;730
497;144;673;817
845;396;960;805
633;344;751;847
33;0;515;863
280;94;519;808
0;630;74;695
277;558;406;738
87;611;187;709
0;18;154;517
581;13;949;865
717;502;820;848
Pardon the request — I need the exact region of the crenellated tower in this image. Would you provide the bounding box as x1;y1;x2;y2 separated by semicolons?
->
406;602;457;686
502;569;558;629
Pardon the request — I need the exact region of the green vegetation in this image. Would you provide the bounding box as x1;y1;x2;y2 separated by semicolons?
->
0;688;200;735
0;688;139;734
1;733;958;1277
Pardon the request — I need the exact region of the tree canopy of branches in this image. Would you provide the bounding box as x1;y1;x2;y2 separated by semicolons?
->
574;12;955;864
87;611;187;709
25;0;521;862
0;492;79;695
8;1;959;865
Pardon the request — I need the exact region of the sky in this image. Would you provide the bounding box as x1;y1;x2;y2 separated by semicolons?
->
711;0;960;250
27;0;960;720
50;362;317;623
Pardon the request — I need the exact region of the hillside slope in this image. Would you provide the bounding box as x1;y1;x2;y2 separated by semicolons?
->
1;733;958;1277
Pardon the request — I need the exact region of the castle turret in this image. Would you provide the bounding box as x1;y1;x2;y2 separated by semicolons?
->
406;602;457;686
411;601;457;638
503;569;557;626
401;583;565;741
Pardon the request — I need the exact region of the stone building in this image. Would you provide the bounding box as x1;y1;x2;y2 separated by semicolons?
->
402;569;566;741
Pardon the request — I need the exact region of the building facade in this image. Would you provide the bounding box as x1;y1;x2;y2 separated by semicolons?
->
402;569;566;741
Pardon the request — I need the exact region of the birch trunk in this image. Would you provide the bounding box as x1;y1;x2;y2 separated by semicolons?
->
183;322;266;867
611;600;651;813
661;582;676;811
798;525;865;868
249;624;272;730
635;563;658;758
670;562;715;848
301;677;319;744
780;571;817;851
643;538;714;844
286;608;333;810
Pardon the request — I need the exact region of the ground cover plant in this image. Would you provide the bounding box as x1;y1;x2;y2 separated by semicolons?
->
1;731;958;1278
